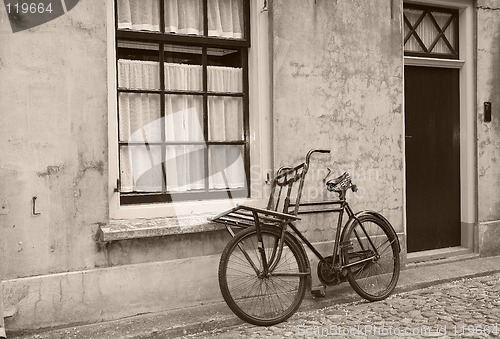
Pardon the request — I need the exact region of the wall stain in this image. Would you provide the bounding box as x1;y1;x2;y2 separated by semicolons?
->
36;165;65;178
73;153;105;188
81;160;105;176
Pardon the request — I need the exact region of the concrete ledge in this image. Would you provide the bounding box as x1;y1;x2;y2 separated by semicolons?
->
3;255;223;331
9;255;500;339
98;215;226;242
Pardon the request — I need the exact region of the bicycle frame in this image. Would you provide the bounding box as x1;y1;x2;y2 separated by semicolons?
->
215;149;401;326
213;148;383;279
265;197;382;278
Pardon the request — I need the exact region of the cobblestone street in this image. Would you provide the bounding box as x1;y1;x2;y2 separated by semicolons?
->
183;273;500;339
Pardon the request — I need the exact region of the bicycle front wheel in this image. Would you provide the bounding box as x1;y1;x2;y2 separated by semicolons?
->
218;225;308;326
342;214;400;301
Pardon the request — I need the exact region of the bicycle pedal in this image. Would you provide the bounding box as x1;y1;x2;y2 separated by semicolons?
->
311;286;326;298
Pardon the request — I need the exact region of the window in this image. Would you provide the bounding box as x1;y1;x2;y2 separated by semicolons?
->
403;4;459;59
115;0;250;204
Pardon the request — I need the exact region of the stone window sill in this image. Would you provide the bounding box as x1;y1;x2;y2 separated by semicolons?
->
98;214;226;242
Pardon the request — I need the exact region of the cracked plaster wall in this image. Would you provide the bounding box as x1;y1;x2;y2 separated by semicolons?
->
476;0;500;256
0;1;109;280
270;0;404;240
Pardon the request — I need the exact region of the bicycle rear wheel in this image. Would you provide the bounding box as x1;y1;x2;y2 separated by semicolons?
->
218;225;308;326
342;214;400;301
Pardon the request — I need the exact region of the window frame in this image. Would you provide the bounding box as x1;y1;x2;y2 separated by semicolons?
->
108;0;272;219
114;0;252;204
403;3;459;59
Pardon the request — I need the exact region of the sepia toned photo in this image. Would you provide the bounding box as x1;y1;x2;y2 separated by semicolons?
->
0;0;499;338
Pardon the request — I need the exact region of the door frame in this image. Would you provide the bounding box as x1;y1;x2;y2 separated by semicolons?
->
403;0;476;254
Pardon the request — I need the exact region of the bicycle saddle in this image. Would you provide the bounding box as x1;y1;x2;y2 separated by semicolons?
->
326;172;357;193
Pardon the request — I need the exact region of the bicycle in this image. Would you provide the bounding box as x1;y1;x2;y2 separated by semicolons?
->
211;149;401;326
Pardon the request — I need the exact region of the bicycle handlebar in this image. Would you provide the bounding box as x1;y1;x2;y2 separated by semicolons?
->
305;149;331;166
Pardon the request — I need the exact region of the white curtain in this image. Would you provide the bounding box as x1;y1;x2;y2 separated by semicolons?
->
207;65;244;189
118;60;160;90
208;96;242;141
208;65;242;92
118;59;244;192
165;63;202;90
207;0;243;38
209;146;245;189
404;9;456;55
120;145;163;192
117;0;243;38
208;65;243;141
118;0;160;32
165;0;203;35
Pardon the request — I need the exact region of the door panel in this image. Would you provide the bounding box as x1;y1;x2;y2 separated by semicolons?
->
405;66;461;253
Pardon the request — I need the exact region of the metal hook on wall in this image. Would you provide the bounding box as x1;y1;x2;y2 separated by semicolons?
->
261;0;268;12
32;196;41;216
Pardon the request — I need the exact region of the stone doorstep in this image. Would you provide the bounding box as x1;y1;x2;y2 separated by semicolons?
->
406;246;480;270
7;255;500;339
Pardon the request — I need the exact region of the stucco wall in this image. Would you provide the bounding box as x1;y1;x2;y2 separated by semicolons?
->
270;0;404;237
476;0;500;256
2;0;499;332
0;1;109;279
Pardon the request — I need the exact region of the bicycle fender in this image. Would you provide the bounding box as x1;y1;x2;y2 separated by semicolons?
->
284;231;313;290
341;210;401;253
285;231;311;271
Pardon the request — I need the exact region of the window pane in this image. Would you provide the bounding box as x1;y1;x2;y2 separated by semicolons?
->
165;95;203;141
165;145;205;192
208;96;243;141
118;41;161;90
404;8;423;28
164;45;203;91
120;145;163;192
404;7;458;57
117;0;160;32
432;12;455;54
208;0;244;39
119;93;161;142
406;35;425;53
209;145;245;189
404;9;425;52
417;14;438;51
118;41;160;62
207;48;242;67
207;66;242;93
164;45;202;64
207;48;242;92
164;0;204;36
118;60;160;90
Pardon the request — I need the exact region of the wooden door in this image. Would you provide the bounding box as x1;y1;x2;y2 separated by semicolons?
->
405;66;461;252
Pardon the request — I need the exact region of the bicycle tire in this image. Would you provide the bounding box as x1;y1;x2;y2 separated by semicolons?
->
342;214;400;301
218;225;308;326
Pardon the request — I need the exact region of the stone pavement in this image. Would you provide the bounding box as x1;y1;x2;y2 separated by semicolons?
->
184;272;500;339
7;255;500;339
